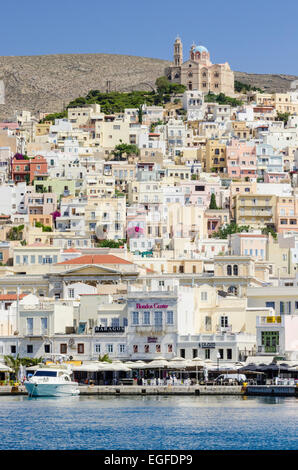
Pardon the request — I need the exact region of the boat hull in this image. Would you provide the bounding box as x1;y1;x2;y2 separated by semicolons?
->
25;381;80;397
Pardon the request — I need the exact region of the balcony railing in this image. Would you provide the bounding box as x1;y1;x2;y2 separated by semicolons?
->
258;345;280;354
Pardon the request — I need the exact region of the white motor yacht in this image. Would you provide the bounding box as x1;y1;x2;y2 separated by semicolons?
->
24;366;80;397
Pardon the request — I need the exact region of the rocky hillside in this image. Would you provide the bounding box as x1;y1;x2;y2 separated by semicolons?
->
0;53;297;120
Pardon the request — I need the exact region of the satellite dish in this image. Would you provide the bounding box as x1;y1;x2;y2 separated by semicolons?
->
95;224;108;240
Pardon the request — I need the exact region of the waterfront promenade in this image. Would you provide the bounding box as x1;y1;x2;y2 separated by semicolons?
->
0;384;245;396
1;384;297;396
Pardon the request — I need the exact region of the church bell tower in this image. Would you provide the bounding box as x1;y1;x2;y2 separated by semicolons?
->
174;36;183;67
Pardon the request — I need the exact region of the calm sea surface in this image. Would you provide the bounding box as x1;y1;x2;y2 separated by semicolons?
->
0;395;297;450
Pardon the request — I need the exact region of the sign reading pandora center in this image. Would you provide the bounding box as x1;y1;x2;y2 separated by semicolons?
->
136;303;169;309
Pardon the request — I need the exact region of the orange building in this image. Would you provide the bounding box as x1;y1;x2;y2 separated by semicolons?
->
11;155;48;184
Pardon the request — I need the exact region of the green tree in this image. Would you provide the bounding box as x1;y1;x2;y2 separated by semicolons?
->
261;226;277;239
113;143;139;160
96;239;126;248
212;222;250;239
276;112;290;125
209;193;218;210
4;354;22;379
234;80;263;93
7;225;24;241
98;354;112;363
138;105;143;124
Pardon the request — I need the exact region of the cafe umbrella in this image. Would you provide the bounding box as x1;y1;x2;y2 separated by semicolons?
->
167;357;188;382
190;357;205;383
143;358;169;382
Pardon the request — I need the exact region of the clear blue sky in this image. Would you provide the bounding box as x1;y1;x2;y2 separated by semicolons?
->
1;0;298;75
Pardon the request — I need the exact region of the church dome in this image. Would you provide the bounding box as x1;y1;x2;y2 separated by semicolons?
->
193;45;208;53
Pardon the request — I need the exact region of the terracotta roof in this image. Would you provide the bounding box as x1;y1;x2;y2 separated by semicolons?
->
57;254;133;265
0;294;27;301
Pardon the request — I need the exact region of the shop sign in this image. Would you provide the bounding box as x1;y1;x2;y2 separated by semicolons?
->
147;337;158;343
136;303;169;309
199;342;216;348
94;326;125;333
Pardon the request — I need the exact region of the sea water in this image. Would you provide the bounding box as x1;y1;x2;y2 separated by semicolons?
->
0;395;297;450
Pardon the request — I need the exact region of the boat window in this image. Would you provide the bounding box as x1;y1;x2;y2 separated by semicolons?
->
34;371;57;377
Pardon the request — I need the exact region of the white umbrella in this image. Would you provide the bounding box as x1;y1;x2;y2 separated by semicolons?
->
190;357;205;382
110;363;132;372
0;363;12;372
72;364;102;372
144;359;169;368
124;361;146;369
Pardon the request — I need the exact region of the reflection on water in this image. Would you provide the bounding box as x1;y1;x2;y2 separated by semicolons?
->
0;395;296;450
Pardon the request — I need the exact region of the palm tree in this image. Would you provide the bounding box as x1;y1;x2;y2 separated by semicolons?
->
4;355;44;380
4;354;22;380
98;354;112;363
21;357;44;367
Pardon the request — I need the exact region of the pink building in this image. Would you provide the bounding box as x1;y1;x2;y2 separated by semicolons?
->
264;172;290;184
180;180;222;209
226;140;257;180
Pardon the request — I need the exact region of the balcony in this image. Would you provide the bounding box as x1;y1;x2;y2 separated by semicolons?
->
258;345;280;354
216;325;232;333
135;325;165;333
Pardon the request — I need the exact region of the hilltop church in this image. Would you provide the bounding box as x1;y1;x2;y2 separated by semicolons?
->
165;36;234;96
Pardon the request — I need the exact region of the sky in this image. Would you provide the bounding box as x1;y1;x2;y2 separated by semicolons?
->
1;0;298;75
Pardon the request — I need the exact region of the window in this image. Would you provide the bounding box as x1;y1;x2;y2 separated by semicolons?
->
220;316;228;328
68;288;74;298
11;345;16;354
167;311;174;325
180;348;185;358
266;302;275;309
131;311;139;325
233;265;238;276
193;349;198;358
227;349;232;360
41;317;48;334
111;318;120;327
26;318;33;335
227;265;232;275
156;344;161;353
95;344;101;353
60;343;67;354
143;311;150;325
144;344;149;353
205;349;210;359
119;344;125;353
280;301;291;314
107;344;113;353
218;349;224;359
78;343;84;354
154;311;163;326
201;291;208;301
205;316;212;331
133;345;138;353
27;345;33;354
44;344;50;353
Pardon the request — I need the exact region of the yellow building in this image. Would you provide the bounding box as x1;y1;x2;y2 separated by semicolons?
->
205;139;226;173
232;193;276;229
